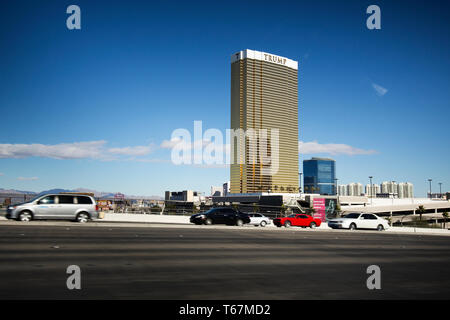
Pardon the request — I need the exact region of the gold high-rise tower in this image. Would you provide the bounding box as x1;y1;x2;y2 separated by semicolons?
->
230;49;299;194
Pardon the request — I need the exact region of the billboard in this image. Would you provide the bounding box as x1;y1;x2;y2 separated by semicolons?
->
325;198;338;220
312;198;326;222
312;197;338;222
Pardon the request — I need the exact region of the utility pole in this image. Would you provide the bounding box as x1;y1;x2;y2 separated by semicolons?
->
369;176;373;205
428;179;432;199
299;172;302;193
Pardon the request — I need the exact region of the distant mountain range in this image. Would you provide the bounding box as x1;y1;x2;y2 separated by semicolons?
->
0;188;36;195
0;188;163;200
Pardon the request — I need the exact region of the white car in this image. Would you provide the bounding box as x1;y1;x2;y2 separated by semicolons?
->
328;213;389;231
247;213;271;227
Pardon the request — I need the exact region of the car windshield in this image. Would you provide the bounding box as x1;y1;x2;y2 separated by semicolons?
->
344;213;361;219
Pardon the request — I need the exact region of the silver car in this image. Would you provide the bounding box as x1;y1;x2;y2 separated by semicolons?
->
247;213;271;227
6;193;99;223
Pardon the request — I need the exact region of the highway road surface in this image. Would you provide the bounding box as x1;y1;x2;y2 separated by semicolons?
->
0;221;449;299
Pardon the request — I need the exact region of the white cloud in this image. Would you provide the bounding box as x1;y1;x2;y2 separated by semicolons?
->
160;137;185;149
372;83;388;96
299;141;377;156
132;158;172;163
108;145;153;156
17;176;38;181
0;141;154;160
0;141;106;160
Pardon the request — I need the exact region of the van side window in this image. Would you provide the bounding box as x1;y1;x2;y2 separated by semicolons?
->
59;195;74;204
38;196;55;205
77;196;93;204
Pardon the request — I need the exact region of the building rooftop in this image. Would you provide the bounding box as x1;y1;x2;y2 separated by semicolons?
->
231;49;298;70
304;157;336;161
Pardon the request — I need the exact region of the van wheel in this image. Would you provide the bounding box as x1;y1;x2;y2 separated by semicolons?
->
18;211;32;222
205;218;213;225
236;219;243;227
76;212;89;223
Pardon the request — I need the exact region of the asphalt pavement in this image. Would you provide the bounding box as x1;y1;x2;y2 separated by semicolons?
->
0;222;449;299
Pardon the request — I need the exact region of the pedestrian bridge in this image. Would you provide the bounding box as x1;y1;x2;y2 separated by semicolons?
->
340;196;450;216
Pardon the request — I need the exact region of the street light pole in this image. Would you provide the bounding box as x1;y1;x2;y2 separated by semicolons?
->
428;179;432;199
369;176;373;205
299;172;303;193
439;182;442;199
334;178;338;196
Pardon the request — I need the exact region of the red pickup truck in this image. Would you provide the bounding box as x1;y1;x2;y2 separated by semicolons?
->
273;214;321;229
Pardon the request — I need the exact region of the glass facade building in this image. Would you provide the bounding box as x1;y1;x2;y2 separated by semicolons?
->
230;49;299;193
303;157;336;195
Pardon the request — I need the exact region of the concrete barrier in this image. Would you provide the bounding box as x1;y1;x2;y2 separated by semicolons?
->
102;213;190;224
387;226;450;235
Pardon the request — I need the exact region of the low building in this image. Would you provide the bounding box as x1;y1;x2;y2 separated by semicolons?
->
210;186;222;197
223;181;230;196
165;190;201;203
164;190;205;213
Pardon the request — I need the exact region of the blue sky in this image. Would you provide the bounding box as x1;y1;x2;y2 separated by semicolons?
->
0;0;449;197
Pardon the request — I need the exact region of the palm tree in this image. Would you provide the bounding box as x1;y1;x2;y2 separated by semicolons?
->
416;205;426;221
280;204;286;217
386;216;392;226
443;211;449;229
335;203;342;217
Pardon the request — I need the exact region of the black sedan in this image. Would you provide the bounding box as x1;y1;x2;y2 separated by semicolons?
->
190;207;251;226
